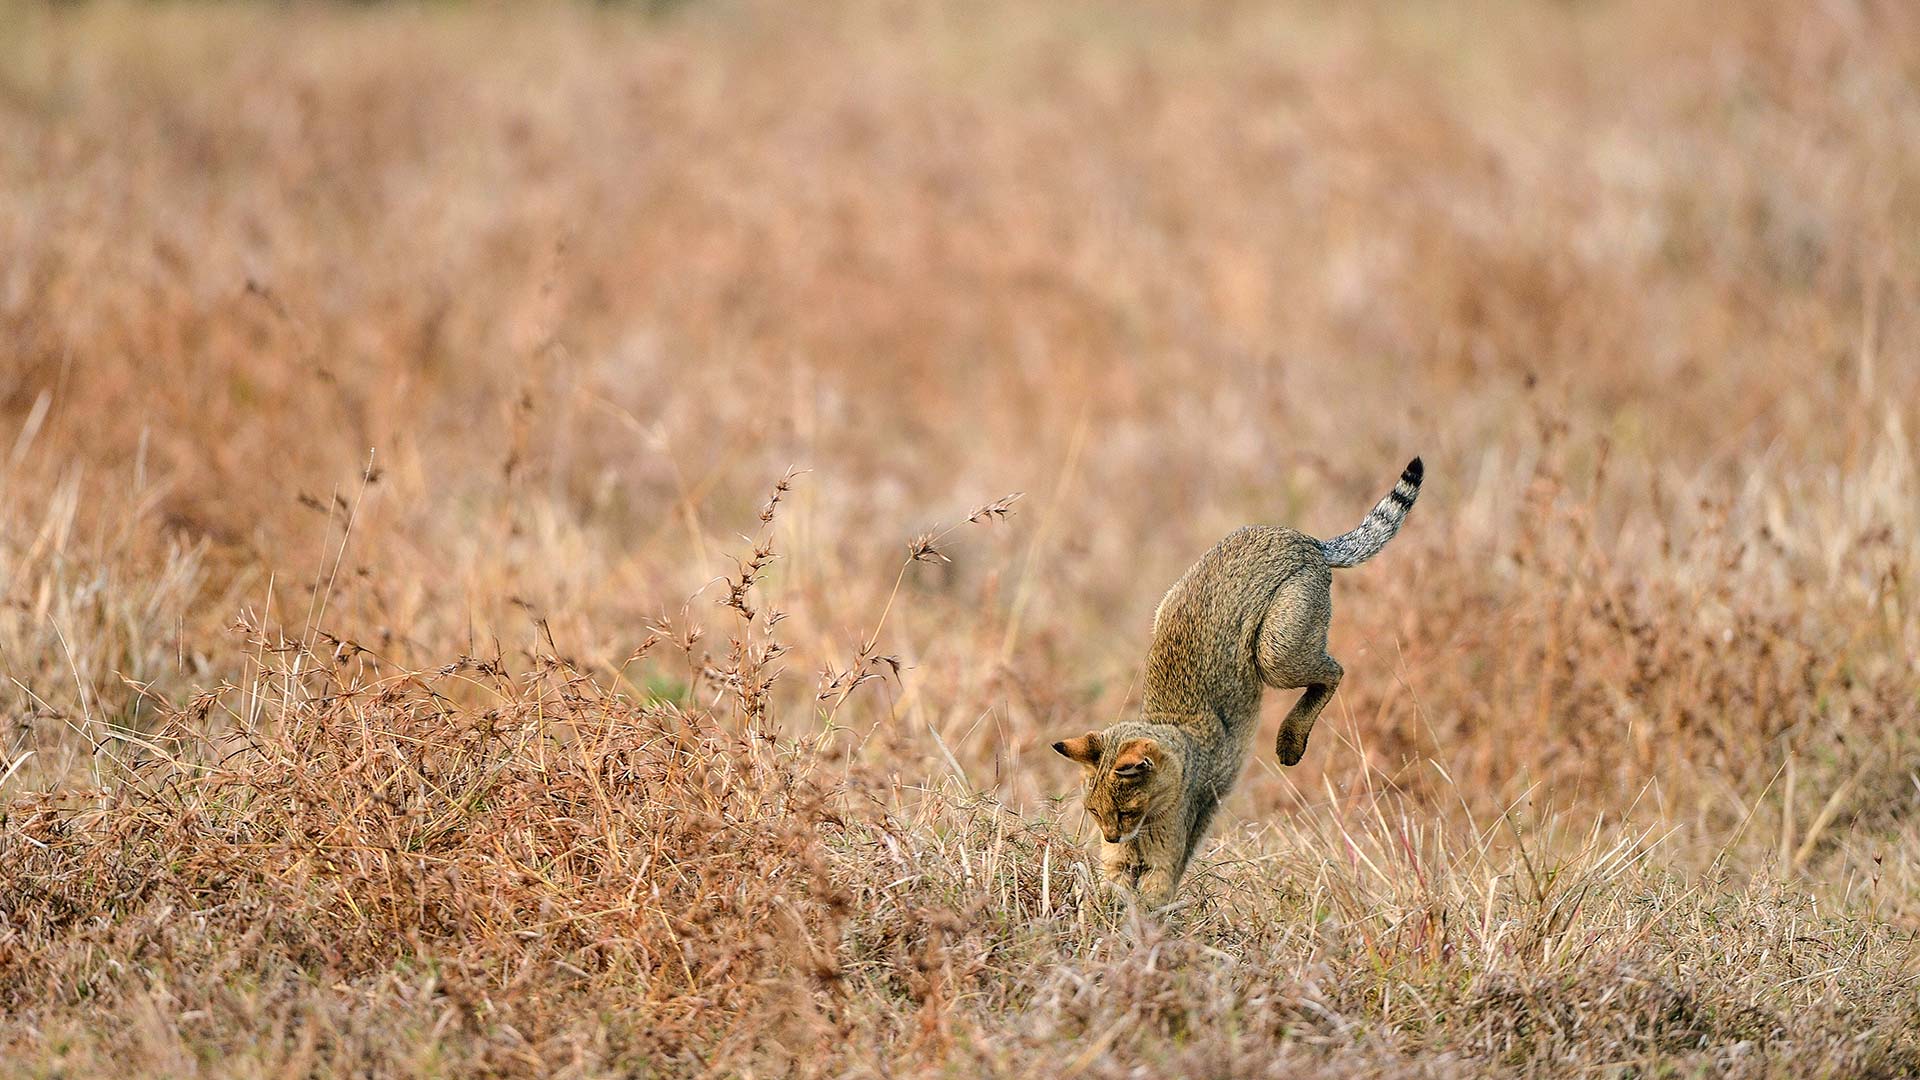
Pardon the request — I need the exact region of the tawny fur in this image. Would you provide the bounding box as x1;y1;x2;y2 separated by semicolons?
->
1054;458;1423;906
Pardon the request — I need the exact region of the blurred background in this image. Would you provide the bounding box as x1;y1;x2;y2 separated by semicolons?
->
3;0;1919;890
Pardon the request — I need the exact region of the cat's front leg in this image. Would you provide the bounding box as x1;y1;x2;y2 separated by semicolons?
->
1129;821;1187;907
1098;840;1139;891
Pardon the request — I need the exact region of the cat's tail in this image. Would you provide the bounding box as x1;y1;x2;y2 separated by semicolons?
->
1318;457;1423;569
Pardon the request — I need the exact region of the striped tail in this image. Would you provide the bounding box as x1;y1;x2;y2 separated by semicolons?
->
1318;457;1423;569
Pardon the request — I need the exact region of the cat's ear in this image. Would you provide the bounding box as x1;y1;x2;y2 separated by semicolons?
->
1112;738;1161;779
1051;732;1104;766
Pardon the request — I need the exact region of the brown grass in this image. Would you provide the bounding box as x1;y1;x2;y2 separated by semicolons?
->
3;1;1920;1075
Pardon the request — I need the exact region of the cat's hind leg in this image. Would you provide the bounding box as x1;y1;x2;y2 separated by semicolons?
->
1255;568;1341;767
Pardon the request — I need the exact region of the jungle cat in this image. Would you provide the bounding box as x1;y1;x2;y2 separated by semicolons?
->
1053;458;1423;906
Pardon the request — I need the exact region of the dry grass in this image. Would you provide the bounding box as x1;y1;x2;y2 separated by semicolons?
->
4;1;1920;1075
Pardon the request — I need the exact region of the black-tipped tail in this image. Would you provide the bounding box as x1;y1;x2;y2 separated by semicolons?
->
1319;457;1423;569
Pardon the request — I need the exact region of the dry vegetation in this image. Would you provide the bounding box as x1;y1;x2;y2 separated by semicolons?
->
3;1;1920;1075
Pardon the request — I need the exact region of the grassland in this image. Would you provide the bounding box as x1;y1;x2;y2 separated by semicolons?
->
3;1;1920;1075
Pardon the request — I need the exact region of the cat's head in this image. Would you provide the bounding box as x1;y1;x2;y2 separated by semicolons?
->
1052;730;1183;844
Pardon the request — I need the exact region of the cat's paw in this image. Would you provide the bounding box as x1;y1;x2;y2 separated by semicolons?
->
1276;728;1310;766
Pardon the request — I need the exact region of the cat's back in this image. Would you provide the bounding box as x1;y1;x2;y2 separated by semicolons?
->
1157;525;1324;620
